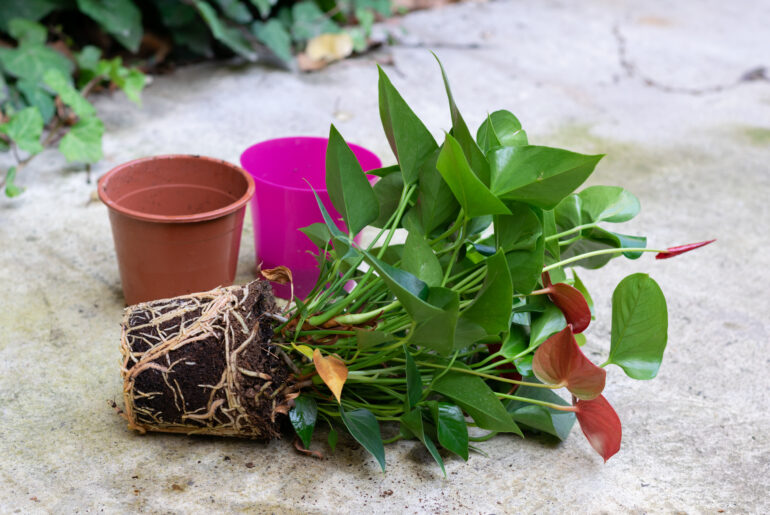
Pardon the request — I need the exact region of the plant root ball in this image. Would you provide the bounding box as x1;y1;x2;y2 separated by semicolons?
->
119;280;294;440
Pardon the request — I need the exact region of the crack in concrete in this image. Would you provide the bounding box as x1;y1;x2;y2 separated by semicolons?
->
612;24;768;96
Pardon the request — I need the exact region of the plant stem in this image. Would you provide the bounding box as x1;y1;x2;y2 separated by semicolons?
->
544;223;597;241
542;247;665;271
496;392;576;412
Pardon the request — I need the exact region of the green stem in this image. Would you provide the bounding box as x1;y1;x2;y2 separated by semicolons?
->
429;210;465;245
333;299;401;325
496;392;576;412
544;223;597;242
542;247;664;271
400;360;560;388
468;431;499;442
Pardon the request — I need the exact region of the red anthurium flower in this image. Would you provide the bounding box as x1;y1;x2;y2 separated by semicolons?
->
541;272;591;333
532;325;605;400
655;239;715;259
574;394;622;462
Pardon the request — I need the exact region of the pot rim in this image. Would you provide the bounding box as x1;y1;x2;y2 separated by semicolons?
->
240;136;381;193
98;154;255;223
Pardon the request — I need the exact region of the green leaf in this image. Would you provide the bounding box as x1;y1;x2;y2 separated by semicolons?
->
578;185;640;223
325;124;379;235
16;80;55;123
77;0;143;52
528;303;566;350
339;405;386;471
8;18;47;45
58;117;104;163
355;329;394;349
377;65;438;185
476;110;528;152
362;251;429;312
291;1;339;41
4;166;23;197
310;188;356;260
436;133;510;218
432;370;522;435
562;227;647;265
413;149;459;235
0;1;61;31
43;69;97;118
0;44;73;83
489;146;603;209
400;409;445;475
607;273;668;379
404;346;422;410
461;250;512;336
299;222;332;249
251;19;292;63
215;0;253;23
250;0;275;18
289;396;318;449
195;0;257;60
542;209;561;263
371;172;403;228
327;425;338;452
495;201;544;294
572;270;594;316
0;106;43;154
403;230;442;287
554;194;582;231
408;287;460;355
109;66;146;105
430;402;468;461
433;54;490;185
506;383;576;440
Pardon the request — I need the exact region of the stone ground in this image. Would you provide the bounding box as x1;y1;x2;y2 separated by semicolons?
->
1;0;769;512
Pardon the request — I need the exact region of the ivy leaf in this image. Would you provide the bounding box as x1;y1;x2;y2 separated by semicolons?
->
377;65;438;185
578;185;640;223
252;19;292;63
404;346;422;410
433;54;490;185
489;146;603;209
403;230;442;287
506;383;576;440
59;117;104;164
325;124;379;235
0;44;73;83
461;250;512;336
313;348;348;403
339;405;386;471
16;80;55;123
43;69;97;118
476;110;528;152
428;401;468;461
400;409;445;475
195;0;257;60
0;1;60;31
0;107;43;154
436;133;510;218
8;18;47;45
4;166;24;197
607;274;668;380
77;0;143;52
289;396;317;449
432;369;522;435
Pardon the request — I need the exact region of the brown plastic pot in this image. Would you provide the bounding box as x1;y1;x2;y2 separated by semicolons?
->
98;155;255;305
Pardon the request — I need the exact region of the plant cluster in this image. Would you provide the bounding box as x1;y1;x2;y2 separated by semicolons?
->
275;57;713;471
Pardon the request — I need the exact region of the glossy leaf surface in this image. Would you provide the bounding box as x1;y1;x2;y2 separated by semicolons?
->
290;395;317;449
506;383;576;440
574;394;622;462
400;409;445;475
340;406;386;471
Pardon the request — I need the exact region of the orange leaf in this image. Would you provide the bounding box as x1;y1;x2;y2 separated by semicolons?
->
313;348;348;403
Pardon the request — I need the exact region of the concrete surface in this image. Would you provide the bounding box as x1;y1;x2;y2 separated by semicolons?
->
1;0;769;512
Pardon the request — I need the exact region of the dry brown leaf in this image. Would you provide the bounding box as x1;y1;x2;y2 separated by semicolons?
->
313;348;348;403
297;52;328;72
306;33;354;62
261;265;292;284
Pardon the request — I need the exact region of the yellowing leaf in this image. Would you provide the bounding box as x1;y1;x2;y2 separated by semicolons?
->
313;348;348;403
292;343;314;360
305;33;353;63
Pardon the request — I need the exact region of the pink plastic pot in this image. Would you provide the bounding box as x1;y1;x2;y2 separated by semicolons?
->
98;155;255;305
240;137;381;299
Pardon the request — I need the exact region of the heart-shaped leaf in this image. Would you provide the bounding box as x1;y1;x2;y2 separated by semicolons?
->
606;273;668;379
371;172;404;228
400;409;445;475
532;325;606;400
528;303;566;350
432;369;522;435
339;405;386;471
0;107;43;154
290;395;317;449
506;383;576;441
574;394;622;462
436;133;511;218
489;145;603;209
325;124;379;235
430;402;469;461
403;230;443;287
313;348;348;403
377;65;438;185
461;250;513;336
578;185;640;223
476;110;528;152
495;201;545;294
